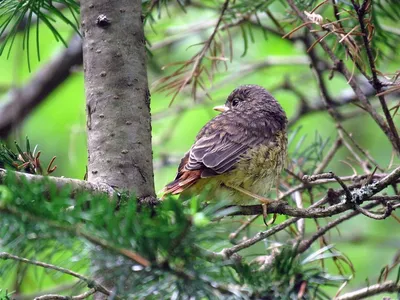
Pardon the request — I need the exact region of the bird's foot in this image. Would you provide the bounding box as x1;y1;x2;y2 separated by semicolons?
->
261;203;277;226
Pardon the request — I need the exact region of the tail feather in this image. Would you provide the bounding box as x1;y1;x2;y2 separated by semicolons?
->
161;170;201;197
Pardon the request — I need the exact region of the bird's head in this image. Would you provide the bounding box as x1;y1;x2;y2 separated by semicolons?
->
213;85;281;113
213;85;287;132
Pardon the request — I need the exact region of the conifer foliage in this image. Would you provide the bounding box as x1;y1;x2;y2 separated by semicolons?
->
1;0;400;299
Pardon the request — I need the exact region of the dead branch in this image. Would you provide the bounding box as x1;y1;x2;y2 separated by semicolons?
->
220;165;400;257
0;35;82;138
34;289;96;300
351;0;400;152
285;0;400;154
335;280;400;300
297;200;381;253
0;252;113;298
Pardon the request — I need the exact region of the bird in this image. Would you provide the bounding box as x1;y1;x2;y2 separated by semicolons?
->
161;85;288;215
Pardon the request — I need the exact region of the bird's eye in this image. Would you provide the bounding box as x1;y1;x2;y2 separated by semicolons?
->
232;99;240;107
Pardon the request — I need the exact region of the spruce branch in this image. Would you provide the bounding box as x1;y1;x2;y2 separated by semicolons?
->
0;0;80;66
0;204;151;267
0;168;115;198
153;0;231;103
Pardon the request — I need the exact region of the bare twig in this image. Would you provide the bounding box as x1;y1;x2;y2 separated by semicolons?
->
331;172;353;201
154;0;231;103
231;194;399;218
219;214;301;258
313;137;342;174
353;202;393;220
351;0;400;152
286;0;400;154
305;34;379;173
14;282;81;300
335;280;400;300
0;252;113;299
34;289;96;300
229;215;259;241
221;165;400;257
297;200;381;253
337;121;383;171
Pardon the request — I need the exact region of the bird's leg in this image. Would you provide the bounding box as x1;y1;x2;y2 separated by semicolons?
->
267;211;277;225
224;183;273;226
224;183;272;204
261;204;277;226
269;177;283;225
262;203;268;226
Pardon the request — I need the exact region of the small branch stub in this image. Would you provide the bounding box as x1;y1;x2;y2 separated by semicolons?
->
96;14;111;27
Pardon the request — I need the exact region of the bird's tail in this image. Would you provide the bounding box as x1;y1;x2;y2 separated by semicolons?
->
160;170;201;199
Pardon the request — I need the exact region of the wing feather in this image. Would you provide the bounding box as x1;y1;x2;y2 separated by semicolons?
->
185;120;265;178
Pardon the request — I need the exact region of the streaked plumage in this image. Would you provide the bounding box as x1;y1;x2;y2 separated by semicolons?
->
162;85;288;205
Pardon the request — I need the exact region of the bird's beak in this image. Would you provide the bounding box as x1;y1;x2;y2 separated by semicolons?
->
213;105;229;113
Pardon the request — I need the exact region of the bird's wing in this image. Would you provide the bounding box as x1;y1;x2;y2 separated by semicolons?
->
163;113;267;195
187;130;261;176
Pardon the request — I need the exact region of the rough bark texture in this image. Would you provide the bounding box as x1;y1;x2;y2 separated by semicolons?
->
81;0;155;198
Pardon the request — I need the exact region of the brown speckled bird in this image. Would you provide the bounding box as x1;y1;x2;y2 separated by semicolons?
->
162;85;287;207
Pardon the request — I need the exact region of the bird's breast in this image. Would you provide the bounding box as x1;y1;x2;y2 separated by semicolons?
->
220;131;287;204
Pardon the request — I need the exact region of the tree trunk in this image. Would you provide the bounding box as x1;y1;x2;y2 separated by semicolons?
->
81;0;155;199
80;1;155;297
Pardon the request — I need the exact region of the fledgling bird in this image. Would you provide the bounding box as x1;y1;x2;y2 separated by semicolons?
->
162;85;288;209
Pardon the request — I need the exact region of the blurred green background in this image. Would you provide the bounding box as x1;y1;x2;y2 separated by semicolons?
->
0;1;399;298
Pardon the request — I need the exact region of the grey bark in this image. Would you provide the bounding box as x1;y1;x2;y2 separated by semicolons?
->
80;1;155;298
0;168;115;198
81;0;155;198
